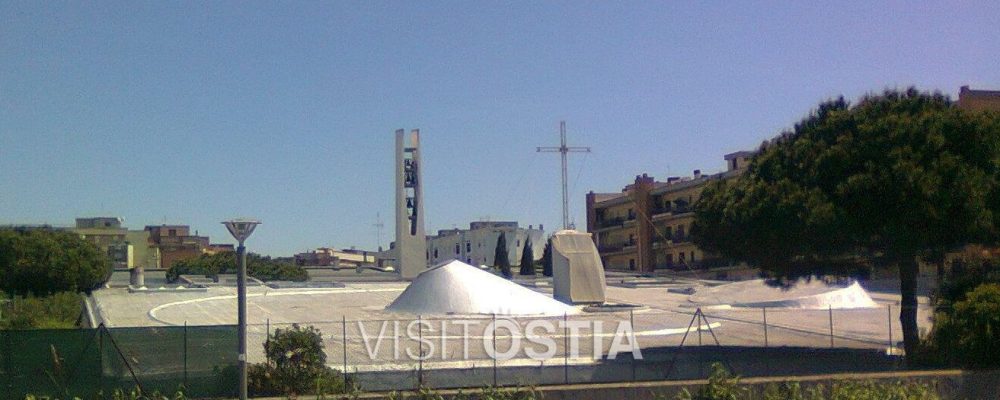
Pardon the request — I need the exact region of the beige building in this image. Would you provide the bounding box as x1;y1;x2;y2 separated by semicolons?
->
586;151;751;272
73;217;162;270
73;217;132;269
958;86;1000;112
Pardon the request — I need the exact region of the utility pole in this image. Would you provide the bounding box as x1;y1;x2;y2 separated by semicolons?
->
537;121;591;230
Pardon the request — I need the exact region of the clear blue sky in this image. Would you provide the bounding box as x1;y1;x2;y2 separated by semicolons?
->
2;1;998;256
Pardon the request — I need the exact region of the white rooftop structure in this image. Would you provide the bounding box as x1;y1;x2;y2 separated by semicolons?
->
551;229;606;304
386;260;576;316
688;279;878;309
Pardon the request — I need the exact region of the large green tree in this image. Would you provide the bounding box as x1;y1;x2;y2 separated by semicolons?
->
0;228;111;296
692;88;1000;358
494;232;512;279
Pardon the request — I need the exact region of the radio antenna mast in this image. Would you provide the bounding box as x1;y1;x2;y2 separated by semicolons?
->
537;121;591;230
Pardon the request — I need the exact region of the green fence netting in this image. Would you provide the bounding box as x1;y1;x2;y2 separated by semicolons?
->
0;325;237;400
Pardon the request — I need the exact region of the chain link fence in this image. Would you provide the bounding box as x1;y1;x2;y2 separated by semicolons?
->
259;304;917;392
0;303;932;397
0;324;237;400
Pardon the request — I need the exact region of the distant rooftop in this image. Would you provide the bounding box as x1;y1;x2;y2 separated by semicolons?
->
958;85;1000;112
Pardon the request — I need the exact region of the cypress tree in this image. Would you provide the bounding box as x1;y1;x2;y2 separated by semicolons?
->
519;236;535;275
541;238;553;277
494;232;512;279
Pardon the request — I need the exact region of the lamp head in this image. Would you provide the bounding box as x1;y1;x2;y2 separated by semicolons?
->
222;219;261;243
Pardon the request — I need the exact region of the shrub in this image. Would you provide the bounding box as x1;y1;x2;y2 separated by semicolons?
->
248;324;353;397
934;252;1000;308
0;291;82;329
675;363;747;400
0;228;110;296
166;251;307;282
670;364;939;400
926;283;1000;369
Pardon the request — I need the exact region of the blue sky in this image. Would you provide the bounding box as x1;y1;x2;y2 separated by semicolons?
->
2;1;998;256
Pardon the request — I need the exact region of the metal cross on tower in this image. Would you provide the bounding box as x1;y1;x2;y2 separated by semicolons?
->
537;121;591;230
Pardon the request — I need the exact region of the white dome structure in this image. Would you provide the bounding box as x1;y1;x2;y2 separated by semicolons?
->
688;279;878;309
386;260;576;316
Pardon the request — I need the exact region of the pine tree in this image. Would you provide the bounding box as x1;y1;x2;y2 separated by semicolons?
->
519;236;535;275
494;232;512;279
541;238;554;277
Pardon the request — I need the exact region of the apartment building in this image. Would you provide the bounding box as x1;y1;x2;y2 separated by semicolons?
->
144;225;210;269
586;151;752;272
425;221;544;267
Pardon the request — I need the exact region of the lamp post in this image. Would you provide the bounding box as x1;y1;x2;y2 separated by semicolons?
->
222;218;260;400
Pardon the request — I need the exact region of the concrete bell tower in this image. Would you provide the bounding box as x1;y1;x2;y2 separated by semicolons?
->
395;129;427;279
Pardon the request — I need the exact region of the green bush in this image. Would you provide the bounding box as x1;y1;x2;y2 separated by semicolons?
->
386;386;540;400
926;283;1000;369
935;253;1000;308
25;386;187;400
166;251;307;282
670;363;939;400
248;324;354;397
760;380;937;400
0;228;111;296
1;291;82;329
675;363;747;400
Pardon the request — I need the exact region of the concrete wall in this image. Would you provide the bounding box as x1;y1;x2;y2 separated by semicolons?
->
349;370;1000;400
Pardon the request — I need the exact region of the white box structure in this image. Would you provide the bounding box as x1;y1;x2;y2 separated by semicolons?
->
551;230;607;304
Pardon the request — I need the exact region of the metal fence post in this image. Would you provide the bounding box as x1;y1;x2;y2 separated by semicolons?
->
762;308;768;348
697;310;703;346
563;312;569;384
342;316;348;376
492;313;498;387
630;309;636;382
828;305;834;348
183;321;188;389
98;327;104;395
887;304;893;354
418;315;423;387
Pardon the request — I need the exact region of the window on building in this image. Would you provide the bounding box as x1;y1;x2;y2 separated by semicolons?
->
676;225;685;241
516;239;520;247
666;254;673;266
168;229;177;237
691;252;696;261
466;242;471;252
434;249;438;258
455;244;460;254
664;226;673;239
679;252;686;262
629;259;635;270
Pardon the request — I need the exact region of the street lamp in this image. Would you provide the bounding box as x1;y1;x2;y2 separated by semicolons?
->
222;218;260;400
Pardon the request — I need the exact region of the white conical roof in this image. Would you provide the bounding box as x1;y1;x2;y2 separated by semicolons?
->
386;260;576;316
